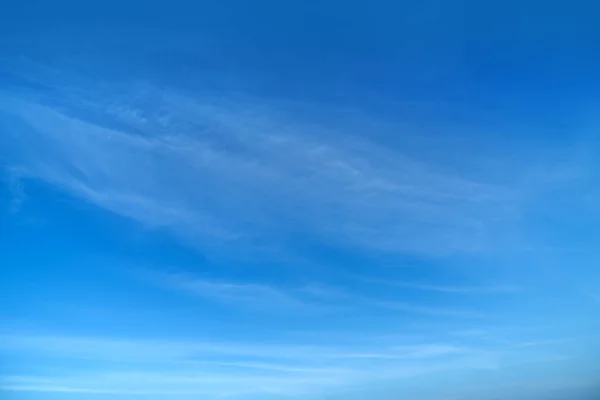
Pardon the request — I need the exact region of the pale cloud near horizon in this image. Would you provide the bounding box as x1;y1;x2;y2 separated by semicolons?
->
0;329;576;399
0;332;471;363
0;331;452;392
0;330;509;398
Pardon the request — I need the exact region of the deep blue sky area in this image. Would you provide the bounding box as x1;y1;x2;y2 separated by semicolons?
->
1;1;600;399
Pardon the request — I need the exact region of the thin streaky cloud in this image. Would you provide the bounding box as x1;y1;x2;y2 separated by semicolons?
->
367;300;482;319
451;329;490;337
0;352;502;398
509;338;576;348
0;333;495;398
1;88;522;259
363;278;522;294
140;269;310;311
0;384;221;396
136;269;484;318
0;331;475;364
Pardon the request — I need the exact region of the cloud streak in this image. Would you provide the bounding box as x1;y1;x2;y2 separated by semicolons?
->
134;268;484;318
140;268;310;311
0;331;472;363
364;278;522;294
0;330;491;398
1;75;520;261
5;330;569;399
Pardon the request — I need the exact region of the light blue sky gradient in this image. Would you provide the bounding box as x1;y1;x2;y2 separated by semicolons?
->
1;1;600;399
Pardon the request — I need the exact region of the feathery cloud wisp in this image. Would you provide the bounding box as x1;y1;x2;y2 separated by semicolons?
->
1;82;520;260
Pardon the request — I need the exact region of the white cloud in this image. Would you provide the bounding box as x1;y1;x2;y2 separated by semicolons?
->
1;81;521;260
364;278;522;294
0;330;487;376
390;344;465;358
141;269;311;311
367;299;482;318
0;331;489;398
134;268;483;317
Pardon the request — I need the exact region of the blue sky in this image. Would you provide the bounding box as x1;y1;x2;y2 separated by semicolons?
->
1;1;600;399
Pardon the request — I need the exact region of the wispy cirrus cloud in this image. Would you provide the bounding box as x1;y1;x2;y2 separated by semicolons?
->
589;293;600;304
5;330;571;399
135;268;484;318
0;331;471;363
0;74;521;260
363;278;522;294
140;268;311;311
366;299;482;318
0;330;492;398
